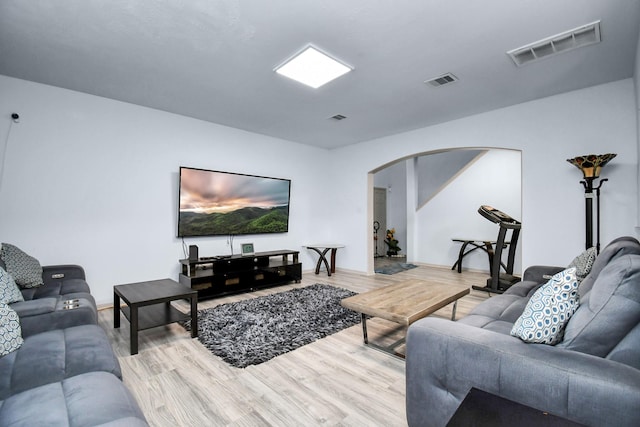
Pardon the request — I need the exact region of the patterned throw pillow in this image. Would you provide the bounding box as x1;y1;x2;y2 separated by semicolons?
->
567;247;597;283
0;243;43;289
0;302;23;356
0;267;24;304
511;268;580;345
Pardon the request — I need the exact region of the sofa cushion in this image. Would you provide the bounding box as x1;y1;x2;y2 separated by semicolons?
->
460;288;534;335
21;278;91;301
0;267;23;304
10;297;97;337
578;236;640;297
567;247;597;283
502;279;545;298
557;255;640;357
0;372;148;426
0;325;121;399
0;303;23;357
605;322;640;370
0;244;43;289
9;298;56;317
456;315;516;335
467;292;529;320
510;268;579;345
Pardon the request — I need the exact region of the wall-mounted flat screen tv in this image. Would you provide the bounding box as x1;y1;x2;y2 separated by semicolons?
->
177;167;291;237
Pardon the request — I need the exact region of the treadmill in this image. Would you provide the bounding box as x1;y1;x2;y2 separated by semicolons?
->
472;205;521;294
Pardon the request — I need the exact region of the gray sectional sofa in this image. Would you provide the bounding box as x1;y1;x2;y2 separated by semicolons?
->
0;244;148;426
406;236;640;427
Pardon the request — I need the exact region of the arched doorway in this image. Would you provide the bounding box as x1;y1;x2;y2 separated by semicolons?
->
368;147;522;275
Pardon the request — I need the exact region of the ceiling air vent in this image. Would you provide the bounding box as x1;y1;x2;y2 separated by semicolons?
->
424;73;458;88
507;20;601;67
330;114;347;120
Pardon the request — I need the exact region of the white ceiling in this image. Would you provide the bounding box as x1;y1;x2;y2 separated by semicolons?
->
1;1;639;149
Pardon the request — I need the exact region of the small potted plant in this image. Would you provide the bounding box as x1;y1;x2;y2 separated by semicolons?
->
384;228;401;256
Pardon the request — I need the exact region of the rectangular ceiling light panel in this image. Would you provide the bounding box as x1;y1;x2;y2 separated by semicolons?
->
507;21;601;67
275;45;352;89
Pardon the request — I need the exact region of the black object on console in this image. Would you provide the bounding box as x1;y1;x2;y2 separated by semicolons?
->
188;245;199;262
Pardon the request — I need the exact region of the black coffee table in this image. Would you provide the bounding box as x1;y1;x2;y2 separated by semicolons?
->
114;278;198;355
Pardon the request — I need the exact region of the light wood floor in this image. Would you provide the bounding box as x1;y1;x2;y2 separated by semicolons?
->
99;262;491;427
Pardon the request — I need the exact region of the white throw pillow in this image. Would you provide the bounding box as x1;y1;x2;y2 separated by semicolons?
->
511;268;580;345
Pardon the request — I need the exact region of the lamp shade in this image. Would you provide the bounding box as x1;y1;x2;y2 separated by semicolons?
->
566;153;616;178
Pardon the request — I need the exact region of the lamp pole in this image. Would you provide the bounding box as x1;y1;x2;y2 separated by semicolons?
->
595;178;608;254
581;178;594;251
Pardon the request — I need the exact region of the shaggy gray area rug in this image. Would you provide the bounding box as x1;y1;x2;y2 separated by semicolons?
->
181;284;360;368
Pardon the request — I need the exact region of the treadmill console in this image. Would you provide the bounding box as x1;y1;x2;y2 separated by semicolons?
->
478;205;521;226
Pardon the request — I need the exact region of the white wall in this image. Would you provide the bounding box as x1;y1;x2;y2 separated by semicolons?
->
415;149;521;272
0;76;331;305
0;76;637;305
328;79;638;273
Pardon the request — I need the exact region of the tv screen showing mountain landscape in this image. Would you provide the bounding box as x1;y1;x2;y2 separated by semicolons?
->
178;167;291;237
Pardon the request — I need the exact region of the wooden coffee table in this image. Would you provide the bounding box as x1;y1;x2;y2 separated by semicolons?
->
114;278;198;355
341;279;469;358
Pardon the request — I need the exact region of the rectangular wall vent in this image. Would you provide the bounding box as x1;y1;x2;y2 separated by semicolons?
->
330;114;347;120
424;73;458;88
507;20;601;67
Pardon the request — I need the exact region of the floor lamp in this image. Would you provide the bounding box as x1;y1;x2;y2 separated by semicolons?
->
566;153;616;254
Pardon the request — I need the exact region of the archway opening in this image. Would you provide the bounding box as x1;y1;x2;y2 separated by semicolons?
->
367;147;522;277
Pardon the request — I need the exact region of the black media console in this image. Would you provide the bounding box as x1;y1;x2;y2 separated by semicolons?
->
178;250;301;300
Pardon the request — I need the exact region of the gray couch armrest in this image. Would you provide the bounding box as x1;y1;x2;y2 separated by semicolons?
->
406;317;640;427
522;265;565;283
41;265;86;284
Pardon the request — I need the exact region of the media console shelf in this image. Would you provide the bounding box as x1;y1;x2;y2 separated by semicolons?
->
179;250;301;300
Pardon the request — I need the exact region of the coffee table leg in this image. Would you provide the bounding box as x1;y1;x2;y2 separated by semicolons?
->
451;300;459;321
360;314;406;359
113;293;120;328
190;294;198;338
130;305;138;355
361;313;368;344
